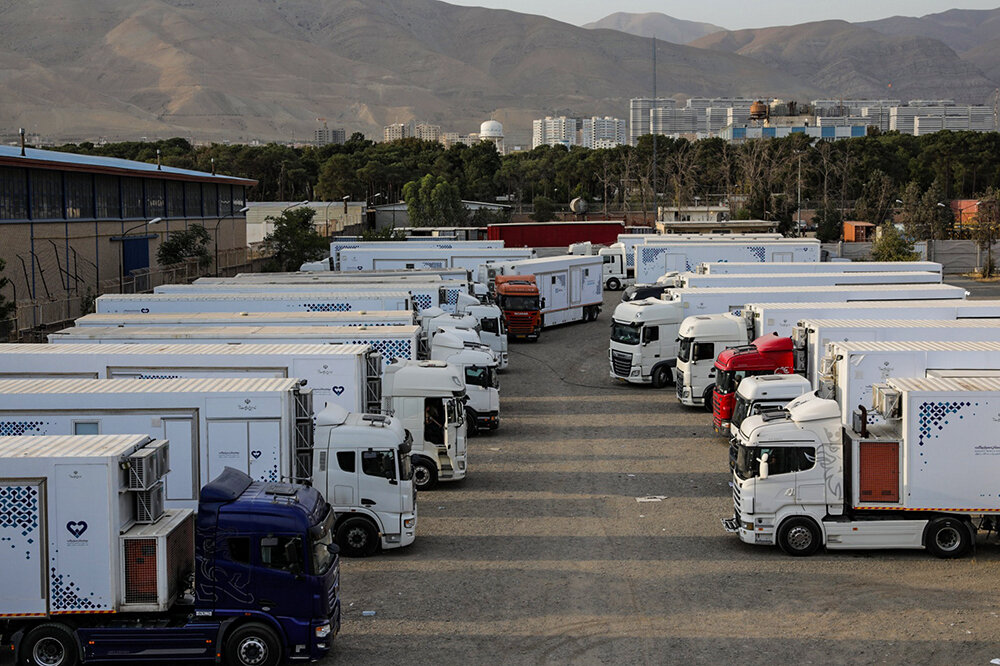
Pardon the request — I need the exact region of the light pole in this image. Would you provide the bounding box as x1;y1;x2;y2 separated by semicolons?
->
214;206;250;277
119;217;160;294
796;152;803;235
368;193;384;231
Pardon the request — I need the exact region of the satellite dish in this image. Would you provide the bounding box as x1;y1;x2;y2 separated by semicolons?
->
570;197;588;214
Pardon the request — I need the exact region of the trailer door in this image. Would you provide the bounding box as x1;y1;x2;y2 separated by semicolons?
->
0;480;46;616
772;252;793;262
569;267;582;305
163;418;198;502
207;420;282;484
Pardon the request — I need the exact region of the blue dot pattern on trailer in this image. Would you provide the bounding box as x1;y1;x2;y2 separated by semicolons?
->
413;294;433;310
0;421;46;436
748;246;767;262
446;289;460;306
917;400;977;467
138;374;181;379
351;338;413;365
641;246;667;265
50;568;105;611
0;485;39;561
303;302;352;312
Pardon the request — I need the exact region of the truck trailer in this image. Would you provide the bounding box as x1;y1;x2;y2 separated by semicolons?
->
725;377;1000;558
0;342;383;415
610;283;967;389
697;260;943;276
485;255;604;327
634;238;820;285
329;239;503;269
671;270;941;289
486;220;625;247
73;309;415;328
96;291;415;315
337;246;535;273
0;435;341;665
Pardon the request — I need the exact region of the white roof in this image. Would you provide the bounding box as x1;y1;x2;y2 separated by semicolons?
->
798;319;1000;329
0;377;302;395
0;343;373;357
0;434;153;459
76;311;410;324
887;377;1000;392
97;291;411;301
830;340;1000;353
51;325;420;340
750;300;1000;311
670;284;964;296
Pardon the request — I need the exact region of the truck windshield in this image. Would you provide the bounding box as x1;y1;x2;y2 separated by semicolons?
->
677;336;693;363
734;444;757;480
716;370;748;394
731;395;751;430
735;444;816;480
610;321;640;345
397;449;412;480
311;527;336;575
464;366;497;389
480;317;499;334
501;295;539;311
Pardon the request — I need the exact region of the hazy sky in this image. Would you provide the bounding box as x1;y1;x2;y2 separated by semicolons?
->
445;0;1000;29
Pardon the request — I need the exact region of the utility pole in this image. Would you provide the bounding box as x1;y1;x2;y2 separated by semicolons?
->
651;36;657;227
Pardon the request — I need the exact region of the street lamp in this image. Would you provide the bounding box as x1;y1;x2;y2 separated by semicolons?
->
282;200;309;214
215;206;250;277
118;217;160;293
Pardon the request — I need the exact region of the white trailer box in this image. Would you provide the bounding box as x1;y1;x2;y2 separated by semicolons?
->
49;325;422;366
617;233;783;269
486;255;604;327
330;240;503;269
338;247;535;273
73;310;415;328
0;434;188;616
823;340;1000;427
676;271;941;289
0;343;383;415
746;299;1000;338
95;291;415;315
0;377;313;509
795;318;1000;386
698;260;943;276
635;239;820;284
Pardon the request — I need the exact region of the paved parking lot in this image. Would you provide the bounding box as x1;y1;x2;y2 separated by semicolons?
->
330;287;1000;665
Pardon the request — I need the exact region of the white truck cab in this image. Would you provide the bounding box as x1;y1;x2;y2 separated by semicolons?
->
431;332;500;433
382;360;468;490
729;374;813;437
675;313;748;408
456;292;509;369
609;298;684;387
598;243;632;291
313;405;417;556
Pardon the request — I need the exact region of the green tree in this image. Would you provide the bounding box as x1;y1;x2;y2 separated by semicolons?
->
854;169;896;226
870;223;920;262
261;208;327;272
361;227;407;241
531;196;556;222
973;189;1000;277
156;225;212;268
402;174;466;227
812;206;843;242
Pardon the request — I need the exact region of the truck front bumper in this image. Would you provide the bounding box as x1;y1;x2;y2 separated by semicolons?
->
476;410;500;431
382;513;417;550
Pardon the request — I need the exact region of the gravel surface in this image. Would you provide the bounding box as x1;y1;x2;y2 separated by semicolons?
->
327;288;1000;665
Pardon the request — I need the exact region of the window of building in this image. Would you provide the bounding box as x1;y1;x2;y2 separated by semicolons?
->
166;181;184;218
233;186;246;210
0;166;28;220
219;184;233;217
30;169;63;220
95;175;120;219
184;182;203;218
146;179;165;218
65;173;94;219
203;183;218;217
121;177;144;219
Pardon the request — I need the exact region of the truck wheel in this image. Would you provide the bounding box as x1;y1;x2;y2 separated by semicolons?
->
925;517;973;558
336;517;380;558
411;457;438;491
651;366;670;388
777;517;822;556
466;408;479;436
24;624;78;666
703;386;716;412
225;622;281;666
606;277;621;291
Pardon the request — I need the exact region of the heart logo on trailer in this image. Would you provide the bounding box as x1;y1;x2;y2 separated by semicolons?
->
250;450;262;459
66;521;88;538
332;386;345;396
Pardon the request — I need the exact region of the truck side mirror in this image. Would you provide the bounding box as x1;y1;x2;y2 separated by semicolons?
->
540;298;546;308
758;452;770;480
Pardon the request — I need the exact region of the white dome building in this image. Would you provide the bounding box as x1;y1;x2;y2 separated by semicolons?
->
479;119;504;154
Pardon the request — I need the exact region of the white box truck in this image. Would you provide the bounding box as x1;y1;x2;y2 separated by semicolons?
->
485;255;604;327
338;246;535;272
725;377;1000;558
610;283;967;389
74;309;415;328
0;377;313;509
330;240;503;269
0;342;383;415
0;434;342;663
96;290;416;315
698;260;943;276
634;238;821;285
49;324;422;366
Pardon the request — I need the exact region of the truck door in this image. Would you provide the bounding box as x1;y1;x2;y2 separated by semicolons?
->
360;449;402;530
254;533;313;618
547;274;567;311
0;480;46;616
163;417;198;502
569;267;582;305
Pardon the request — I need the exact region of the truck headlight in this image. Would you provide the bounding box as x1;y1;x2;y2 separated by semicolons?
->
404;517;415;528
315;623;332;639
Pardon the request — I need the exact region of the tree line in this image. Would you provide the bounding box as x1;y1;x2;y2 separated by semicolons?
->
53;129;1000;240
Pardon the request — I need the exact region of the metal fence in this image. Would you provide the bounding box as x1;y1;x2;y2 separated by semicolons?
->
822;240;1000;274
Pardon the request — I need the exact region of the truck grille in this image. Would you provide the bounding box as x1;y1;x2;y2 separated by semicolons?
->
675;370;684;398
611;351;632;377
505;313;535;334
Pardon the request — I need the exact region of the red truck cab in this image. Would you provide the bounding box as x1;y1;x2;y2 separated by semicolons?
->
495;275;541;340
712;333;794;432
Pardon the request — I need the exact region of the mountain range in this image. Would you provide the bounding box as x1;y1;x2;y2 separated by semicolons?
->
1;1;997;146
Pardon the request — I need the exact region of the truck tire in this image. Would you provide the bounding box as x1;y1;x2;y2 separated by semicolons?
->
777;517;822;557
651;366;670;389
411;456;438;491
607;277;621;291
703;386;716;412
336;517;380;558
23;623;78;666
225;622;281;666
924;517;973;559
466;408;479;436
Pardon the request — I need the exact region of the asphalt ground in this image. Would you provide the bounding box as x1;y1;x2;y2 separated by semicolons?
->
328;284;1000;666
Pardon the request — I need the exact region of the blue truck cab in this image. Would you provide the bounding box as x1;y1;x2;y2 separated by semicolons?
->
3;468;340;666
